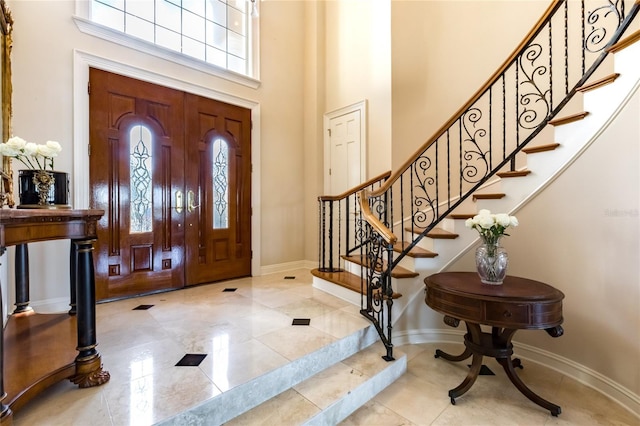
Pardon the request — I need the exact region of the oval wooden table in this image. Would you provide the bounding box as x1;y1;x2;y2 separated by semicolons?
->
424;272;565;416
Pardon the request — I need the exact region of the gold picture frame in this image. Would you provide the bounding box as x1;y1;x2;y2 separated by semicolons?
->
0;0;12;207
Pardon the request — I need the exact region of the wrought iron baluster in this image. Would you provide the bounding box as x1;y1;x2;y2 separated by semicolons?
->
330;200;334;270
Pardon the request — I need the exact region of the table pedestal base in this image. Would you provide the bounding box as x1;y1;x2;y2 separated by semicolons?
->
435;320;561;416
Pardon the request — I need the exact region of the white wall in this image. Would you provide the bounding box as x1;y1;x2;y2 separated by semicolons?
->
323;0;392;179
303;1;326;263
391;0;549;168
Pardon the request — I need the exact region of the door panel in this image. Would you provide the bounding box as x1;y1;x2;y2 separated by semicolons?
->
90;68;186;300
184;94;252;285
329;110;361;194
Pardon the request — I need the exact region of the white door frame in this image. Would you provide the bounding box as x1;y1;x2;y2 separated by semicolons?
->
323;100;368;194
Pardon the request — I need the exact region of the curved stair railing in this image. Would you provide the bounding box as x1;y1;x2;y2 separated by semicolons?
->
317;171;391;273
348;0;640;359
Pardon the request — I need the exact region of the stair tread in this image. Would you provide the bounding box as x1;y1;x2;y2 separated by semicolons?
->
473;193;505;201
404;227;459;239
311;269;402;299
342;255;419;279
522;143;560;154
393;241;438;258
497;169;531;178
311;269;363;293
426;228;458;239
607;28;640;53
449;213;475;220
577;73;620;92
548;111;588;126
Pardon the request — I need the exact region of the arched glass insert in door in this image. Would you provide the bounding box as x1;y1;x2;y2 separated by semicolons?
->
130;124;153;233
212;138;229;229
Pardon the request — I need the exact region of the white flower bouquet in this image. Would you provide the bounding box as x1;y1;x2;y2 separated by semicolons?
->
465;209;519;246
0;136;62;171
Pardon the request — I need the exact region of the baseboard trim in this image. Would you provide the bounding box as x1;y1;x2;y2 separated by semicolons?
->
259;260;315;276
394;328;640;419
25;297;71;314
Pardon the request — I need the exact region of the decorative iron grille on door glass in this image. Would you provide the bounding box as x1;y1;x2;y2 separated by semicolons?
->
90;0;251;75
130;125;153;233
212;138;229;229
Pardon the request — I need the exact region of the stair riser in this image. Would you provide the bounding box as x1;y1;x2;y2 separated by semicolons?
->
303;353;407;425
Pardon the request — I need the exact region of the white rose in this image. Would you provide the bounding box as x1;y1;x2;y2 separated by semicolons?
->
45;140;62;153
0;143;19;157
465;218;474;228
510;216;519;227
478;214;495;229
37;143;61;158
495;213;511;227
24;142;39;156
4;136;27;150
477;209;492;217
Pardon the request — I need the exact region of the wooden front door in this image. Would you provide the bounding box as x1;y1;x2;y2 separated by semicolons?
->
89;69;251;301
184;94;252;285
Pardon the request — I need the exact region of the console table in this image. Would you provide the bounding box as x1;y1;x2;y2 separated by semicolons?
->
0;209;110;424
424;272;564;416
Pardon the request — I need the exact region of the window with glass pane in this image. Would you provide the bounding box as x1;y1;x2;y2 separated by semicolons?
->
212;138;229;229
130;125;153;233
90;0;252;76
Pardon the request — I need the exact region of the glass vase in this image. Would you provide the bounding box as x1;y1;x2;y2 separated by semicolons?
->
475;238;508;285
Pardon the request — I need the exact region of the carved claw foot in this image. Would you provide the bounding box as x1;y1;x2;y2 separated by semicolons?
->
71;367;111;388
70;355;111;388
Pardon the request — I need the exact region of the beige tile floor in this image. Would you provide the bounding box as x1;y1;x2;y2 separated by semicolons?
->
11;269;639;426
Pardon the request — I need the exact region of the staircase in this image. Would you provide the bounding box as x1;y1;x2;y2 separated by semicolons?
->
313;0;640;362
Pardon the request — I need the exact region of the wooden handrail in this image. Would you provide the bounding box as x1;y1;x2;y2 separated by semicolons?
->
367;0;563;199
318;171;391;202
358;189;397;245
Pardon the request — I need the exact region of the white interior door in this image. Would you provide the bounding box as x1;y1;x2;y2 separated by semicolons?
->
324;100;367;195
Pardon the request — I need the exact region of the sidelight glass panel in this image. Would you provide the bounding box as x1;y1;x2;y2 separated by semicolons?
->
130;125;153;233
212;138;229;229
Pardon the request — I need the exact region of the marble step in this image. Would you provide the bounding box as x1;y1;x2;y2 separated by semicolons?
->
158;323;397;425
226;342;407;426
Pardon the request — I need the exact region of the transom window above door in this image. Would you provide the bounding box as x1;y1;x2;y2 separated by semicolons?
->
73;0;260;88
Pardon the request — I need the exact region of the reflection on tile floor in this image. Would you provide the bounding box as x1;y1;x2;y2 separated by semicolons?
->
11;269;639;426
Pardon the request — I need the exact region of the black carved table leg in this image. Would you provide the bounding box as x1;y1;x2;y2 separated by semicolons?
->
13;243;33;314
69;239;77;315
0;247;12;424
70;239;110;388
